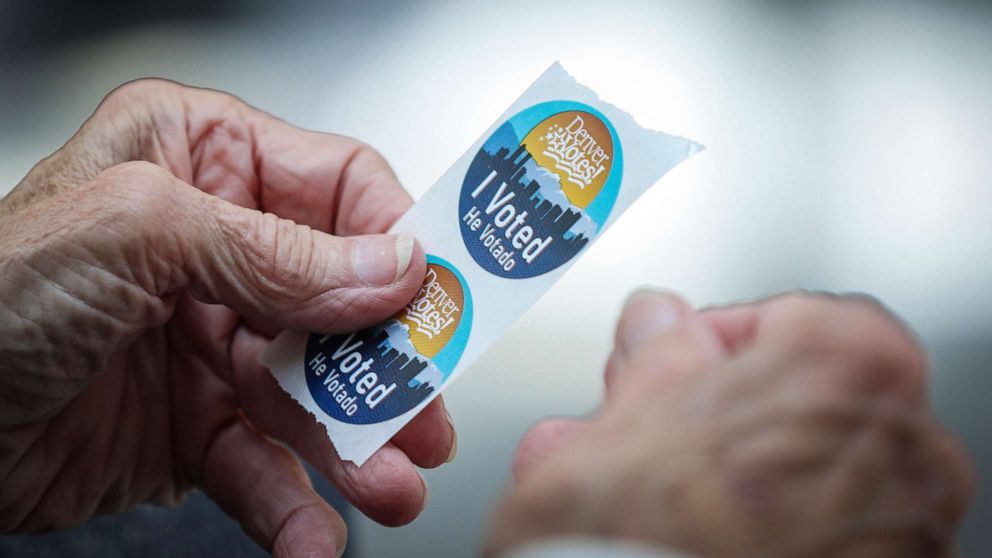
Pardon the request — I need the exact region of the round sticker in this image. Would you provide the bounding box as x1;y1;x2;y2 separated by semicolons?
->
303;255;473;424
459;101;623;278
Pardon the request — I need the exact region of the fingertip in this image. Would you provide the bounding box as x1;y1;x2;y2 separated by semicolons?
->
445;410;458;464
398;236;427;289
609;291;728;397
272;502;348;558
394;234;414;283
625;287;690;306
390;396;455;469
352;234;413;287
512;419;586;483
615;289;693;356
603;349;624;396
343;444;427;526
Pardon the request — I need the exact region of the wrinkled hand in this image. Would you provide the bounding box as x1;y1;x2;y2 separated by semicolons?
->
488;292;973;557
0;80;456;557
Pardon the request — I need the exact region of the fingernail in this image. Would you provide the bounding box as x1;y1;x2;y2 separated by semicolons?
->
444;408;458;464
618;289;687;355
419;471;430;512
353;234;414;286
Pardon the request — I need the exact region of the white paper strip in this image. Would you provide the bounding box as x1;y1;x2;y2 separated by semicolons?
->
259;62;702;465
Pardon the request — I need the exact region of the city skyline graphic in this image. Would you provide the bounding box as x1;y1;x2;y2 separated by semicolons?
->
482;142;592;255
370;323;437;402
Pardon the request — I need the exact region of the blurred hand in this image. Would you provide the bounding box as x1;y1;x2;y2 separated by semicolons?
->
0;80;456;557
488;291;974;558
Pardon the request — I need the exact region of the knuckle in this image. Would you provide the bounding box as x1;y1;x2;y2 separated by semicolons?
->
337;143;406;235
237;212;322;300
101;78;179;109
919;424;977;522
90;80;187;154
78;163;194;269
96;159;172;185
871;416;976;542
626;336;709;394
765;293;927;397
837;301;928;395
512;463;584;518
762;292;838;350
91;161;182;220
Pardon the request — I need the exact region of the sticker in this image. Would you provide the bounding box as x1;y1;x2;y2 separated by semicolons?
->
260;62;703;466
302;256;472;424
459;103;621;278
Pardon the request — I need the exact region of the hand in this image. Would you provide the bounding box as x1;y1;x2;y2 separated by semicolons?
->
487;292;974;557
0;80;456;557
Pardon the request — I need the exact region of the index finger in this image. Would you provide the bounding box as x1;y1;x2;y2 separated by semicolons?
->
181;85;413;235
252;121;413;235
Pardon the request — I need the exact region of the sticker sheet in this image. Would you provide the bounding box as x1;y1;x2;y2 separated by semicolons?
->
260;63;702;465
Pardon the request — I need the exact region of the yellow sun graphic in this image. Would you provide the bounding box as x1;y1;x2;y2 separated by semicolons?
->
521;111;613;209
395;264;464;358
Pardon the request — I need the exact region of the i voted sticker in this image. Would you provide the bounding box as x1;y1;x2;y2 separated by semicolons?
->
303;255;472;424
459;102;623;278
261;62;702;465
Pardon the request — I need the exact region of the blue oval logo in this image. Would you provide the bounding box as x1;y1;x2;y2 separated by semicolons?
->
304;255;473;424
459;101;623;278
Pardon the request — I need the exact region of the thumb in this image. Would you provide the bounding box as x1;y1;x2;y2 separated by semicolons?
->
122;162;425;333
605;290;726;400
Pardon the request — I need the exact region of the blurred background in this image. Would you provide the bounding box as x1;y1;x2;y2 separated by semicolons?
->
1;0;990;556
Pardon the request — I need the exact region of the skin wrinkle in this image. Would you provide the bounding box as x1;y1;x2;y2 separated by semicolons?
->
109;231;165;303
232;219;285;307
176;201;232;303
0;296;63;377
46;410;100;530
329;144;364;235
196;133;257;201
210;205;372;330
128;332;184;507
247;110;343;231
715;394;877;468
338;444;425;524
20;254;133;341
311;284;380;335
189;117;227;189
94;356;136;516
141;110;166;165
347;167;406;236
341;169;389;235
45;239;173;330
187;99;257;199
101;349;139;512
271;500;331;553
52;363;137;526
198;415;243;489
238;212;317;306
13;255;129;381
246;112;267;214
164;326;200;498
172;305;236;400
825;403;927;516
0;388;63;429
9;396;91;531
